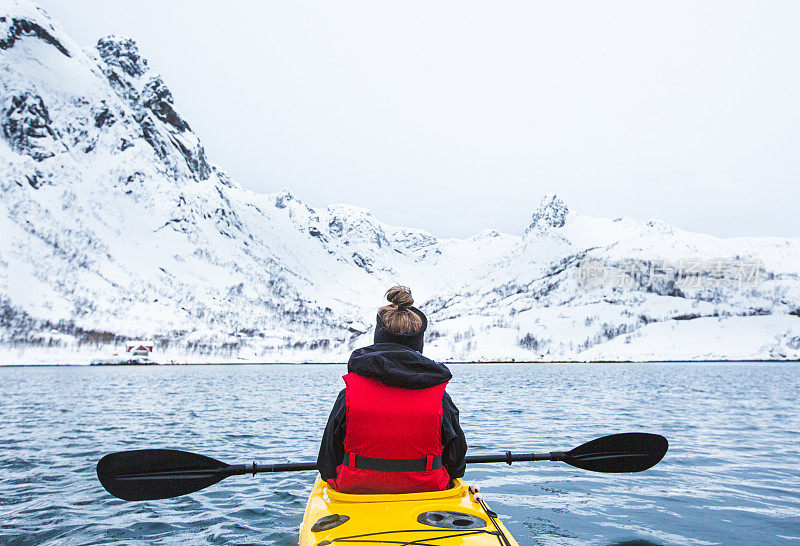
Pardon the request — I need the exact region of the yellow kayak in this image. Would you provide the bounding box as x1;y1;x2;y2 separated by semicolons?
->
299;476;518;545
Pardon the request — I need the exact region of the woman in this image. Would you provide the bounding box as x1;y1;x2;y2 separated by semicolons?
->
317;286;468;494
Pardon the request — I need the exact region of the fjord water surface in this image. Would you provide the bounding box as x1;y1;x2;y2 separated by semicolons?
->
1;362;798;545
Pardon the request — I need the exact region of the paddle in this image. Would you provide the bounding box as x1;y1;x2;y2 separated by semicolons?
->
97;432;667;501
465;432;668;473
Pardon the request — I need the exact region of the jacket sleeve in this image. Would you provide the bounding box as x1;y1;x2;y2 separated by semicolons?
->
317;388;347;481
441;391;467;479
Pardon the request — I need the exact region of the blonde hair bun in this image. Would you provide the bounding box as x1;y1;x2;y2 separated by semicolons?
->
379;285;423;334
385;285;414;310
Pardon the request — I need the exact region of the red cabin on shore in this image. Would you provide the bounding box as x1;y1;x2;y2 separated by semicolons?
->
125;340;155;357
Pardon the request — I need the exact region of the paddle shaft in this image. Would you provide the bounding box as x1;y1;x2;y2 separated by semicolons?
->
465;451;566;465
222;451;565;476
104;451;566;487
224;461;318;475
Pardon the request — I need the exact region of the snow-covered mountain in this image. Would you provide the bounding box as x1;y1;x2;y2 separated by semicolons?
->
2;0;799;364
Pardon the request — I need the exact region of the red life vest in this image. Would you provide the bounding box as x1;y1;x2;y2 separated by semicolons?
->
329;372;451;494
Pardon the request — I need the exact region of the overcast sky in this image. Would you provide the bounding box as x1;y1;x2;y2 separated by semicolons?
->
39;1;800;238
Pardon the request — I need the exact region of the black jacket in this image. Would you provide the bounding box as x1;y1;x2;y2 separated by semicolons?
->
317;343;467;481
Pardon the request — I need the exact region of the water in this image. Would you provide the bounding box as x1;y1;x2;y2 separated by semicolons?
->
1;362;798;545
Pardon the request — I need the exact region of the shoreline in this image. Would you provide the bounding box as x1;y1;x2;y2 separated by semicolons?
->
1;358;798;367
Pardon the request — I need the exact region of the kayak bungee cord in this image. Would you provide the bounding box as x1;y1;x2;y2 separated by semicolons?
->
477;497;512;546
310;528;503;545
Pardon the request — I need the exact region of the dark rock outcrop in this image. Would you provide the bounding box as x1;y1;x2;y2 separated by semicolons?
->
527;193;569;231
141;76;190;132
94;36;211;180
96;36;147;78
1;92;59;161
0;16;70;56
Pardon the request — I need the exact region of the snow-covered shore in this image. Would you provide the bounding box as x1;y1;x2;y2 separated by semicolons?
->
3;314;798;365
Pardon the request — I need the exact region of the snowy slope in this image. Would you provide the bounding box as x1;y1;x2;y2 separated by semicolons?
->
1;0;799;364
417;195;800;361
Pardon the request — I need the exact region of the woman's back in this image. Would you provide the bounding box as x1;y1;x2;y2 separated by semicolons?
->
316;286;467;494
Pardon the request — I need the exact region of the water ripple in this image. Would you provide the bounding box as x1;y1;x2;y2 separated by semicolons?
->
0;362;798;545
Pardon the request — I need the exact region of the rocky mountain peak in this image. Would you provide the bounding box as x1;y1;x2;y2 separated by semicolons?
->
96;35;148;78
91;34;210;180
474;228;501;239
645;218;676;236
324;204;388;248
526;193;570;233
274;188;296;208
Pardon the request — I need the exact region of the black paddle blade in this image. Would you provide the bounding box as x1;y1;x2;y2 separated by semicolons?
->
563;433;668;473
97;449;229;501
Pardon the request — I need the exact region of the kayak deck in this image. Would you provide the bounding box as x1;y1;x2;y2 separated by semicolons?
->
299;476;518;545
